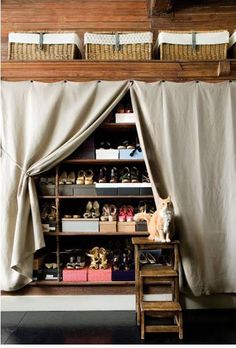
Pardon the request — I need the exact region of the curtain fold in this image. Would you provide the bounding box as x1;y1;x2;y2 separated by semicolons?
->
1;80;129;291
131;81;236;296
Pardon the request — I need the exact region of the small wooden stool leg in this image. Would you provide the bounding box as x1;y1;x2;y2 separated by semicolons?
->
141;310;145;340
179;312;183;340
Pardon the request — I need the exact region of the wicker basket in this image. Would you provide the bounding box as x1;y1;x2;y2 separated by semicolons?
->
155;31;229;61
229;31;236;58
84;32;153;60
8;32;83;60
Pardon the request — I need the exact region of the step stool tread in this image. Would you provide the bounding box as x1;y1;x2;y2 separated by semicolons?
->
141;301;182;311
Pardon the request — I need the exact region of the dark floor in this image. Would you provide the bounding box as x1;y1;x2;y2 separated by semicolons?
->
1;309;236;344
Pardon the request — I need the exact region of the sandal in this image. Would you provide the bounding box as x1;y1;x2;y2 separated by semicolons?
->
59;171;67;185
117;140;135;150
66;171;76;185
110;167;118;183
146;252;156;264
83;201;93;218
142;171;150;183
98;167;107;183
108;204;117;222
92;200;100;218
100;204;110;221
131;167;139;183
99;141;111;150
138;201;147;213
85;169;94;185
119;167;130;183
76;170;85;185
74;256;85;269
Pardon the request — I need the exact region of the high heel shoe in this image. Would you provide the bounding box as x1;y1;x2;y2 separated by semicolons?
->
140;253;149;264
100;204;110;221
92;201;100;218
146;252;156;264
66;171;76;184
142;170;150;183
99;247;108;270
131;167;139;183
108;204;117;222
138;201;147;213
66;256;75;269
118;206;127;222
74;255;85;269
120;167;130;183
83;201;93;218
86;247;100;270
85;169;94;185
126;205;134;222
98;167;107;183
59;171;67;184
110;167;118;183
76;170;85;185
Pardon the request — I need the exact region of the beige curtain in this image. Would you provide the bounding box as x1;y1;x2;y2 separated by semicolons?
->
131;81;236;296
1;80;129;291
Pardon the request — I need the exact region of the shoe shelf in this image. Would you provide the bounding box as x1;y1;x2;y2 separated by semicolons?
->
34;94;155;294
44;232;149;236
63;159;145;164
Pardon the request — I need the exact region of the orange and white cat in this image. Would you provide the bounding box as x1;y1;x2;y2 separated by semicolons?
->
134;196;175;242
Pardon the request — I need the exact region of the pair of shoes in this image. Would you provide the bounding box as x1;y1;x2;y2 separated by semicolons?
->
59;171;76;185
39;176;55;185
112;249;134;271
76;169;93;185
119;167;139;183
41;202;57;221
99;141;112;149
66;255;85;269
118;205;134;222
140;252;157;265
86;247;109;270
98;167;118;183
100;204;117;222
138;201;147;213
116;103;133;113
117;140;135;150
83;201;100;218
63;214;81;219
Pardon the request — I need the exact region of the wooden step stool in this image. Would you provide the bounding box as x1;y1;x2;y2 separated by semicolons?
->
140;301;183;340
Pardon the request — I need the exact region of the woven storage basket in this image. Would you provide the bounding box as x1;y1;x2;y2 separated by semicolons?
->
84;32;153;60
155;31;229;61
229;31;236;58
8;32;83;60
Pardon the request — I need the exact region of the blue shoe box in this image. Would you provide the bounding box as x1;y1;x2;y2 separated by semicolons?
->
119;149;144;160
112;269;135;281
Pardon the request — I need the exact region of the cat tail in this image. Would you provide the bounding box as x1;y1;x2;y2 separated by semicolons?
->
133;212;151;224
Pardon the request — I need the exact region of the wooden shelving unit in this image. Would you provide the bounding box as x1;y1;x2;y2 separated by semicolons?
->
63;159;145;164
44;232;149;236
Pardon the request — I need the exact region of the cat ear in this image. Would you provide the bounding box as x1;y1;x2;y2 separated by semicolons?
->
167;195;171;201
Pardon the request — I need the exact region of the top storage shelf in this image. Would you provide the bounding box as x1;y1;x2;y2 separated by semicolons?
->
2;60;236;82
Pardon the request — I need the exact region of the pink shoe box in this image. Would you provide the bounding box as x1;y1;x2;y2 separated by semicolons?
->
63;268;88;282
87;267;112;282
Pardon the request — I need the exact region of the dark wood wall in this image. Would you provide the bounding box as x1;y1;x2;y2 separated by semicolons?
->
2;0;236;61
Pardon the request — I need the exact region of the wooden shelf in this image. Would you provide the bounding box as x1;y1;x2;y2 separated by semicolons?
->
63;159;145;164
2;60;236;82
99;123;136;130
44;231;149;236
30;280;135;286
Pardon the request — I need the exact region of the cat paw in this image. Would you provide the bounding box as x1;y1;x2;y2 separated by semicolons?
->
160;239;166;243
166;238;171;243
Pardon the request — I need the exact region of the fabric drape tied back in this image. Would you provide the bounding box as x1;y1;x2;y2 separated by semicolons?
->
1;80;129;291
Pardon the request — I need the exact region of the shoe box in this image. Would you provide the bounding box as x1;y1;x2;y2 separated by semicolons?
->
135;221;148;232
95;183;118;196
112;269;135;281
39;184;55;196
63;268;88;282
95;149;119;159
62;218;99;232
87;267;112;282
99;221;117;233
115;112;136;124
42;220;56;232
117;221;135;233
119;148;143;160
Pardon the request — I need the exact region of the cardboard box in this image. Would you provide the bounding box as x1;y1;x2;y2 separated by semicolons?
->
95;183;118;196
59;184;74;196
74;185;96;196
96;149;119;160
62;218;99;232
112;269;135;281
115;113;136;124
99;221;117;233
135;221;148;232
88;268;112;282
117;221;135;233
39;184;55;196
63;268;88;282
119;149;143;160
